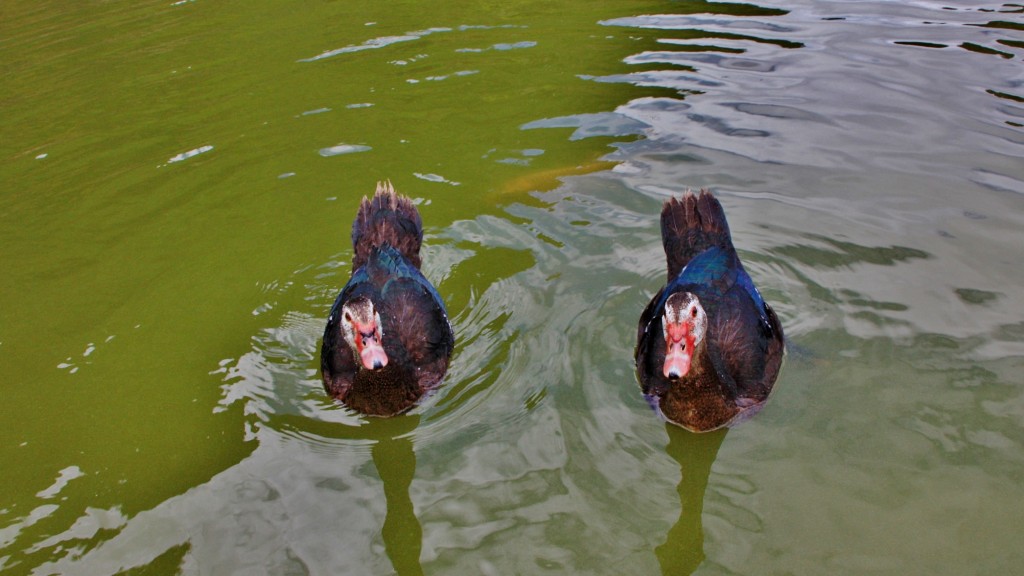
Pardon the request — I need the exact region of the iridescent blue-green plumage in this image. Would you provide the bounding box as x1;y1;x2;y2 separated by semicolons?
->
333;243;448;324
321;183;454;416
636;190;784;432
656;245;774;336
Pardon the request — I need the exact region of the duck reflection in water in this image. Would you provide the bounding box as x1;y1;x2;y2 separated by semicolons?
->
372;433;423;576
363;415;424;576
297;413;425;576
656;424;728;576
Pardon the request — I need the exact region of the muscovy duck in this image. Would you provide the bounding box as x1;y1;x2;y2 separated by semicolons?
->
635;189;784;432
321;181;454;416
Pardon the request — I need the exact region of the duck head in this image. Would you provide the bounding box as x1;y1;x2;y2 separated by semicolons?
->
662;292;707;379
340;296;389;370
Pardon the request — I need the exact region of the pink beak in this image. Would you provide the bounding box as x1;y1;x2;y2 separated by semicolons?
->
663;321;692;379
355;325;388;370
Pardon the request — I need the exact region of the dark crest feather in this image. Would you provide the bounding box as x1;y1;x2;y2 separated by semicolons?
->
659;188;733;280
351;180;424;270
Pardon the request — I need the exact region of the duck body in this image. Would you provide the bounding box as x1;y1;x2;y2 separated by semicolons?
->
636;190;784;432
321;182;454;416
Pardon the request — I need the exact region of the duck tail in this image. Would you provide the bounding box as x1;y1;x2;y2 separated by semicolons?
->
351;180;424;269
660;188;733;279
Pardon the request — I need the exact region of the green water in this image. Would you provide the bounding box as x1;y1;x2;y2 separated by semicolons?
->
3;0;1023;574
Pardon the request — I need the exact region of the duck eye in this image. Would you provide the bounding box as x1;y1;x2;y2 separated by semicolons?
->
343;312;353;323
690;307;698;318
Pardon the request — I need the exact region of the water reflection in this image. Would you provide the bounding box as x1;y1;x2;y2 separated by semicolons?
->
288;414;426;576
373;434;424;576
655;425;727;576
588;0;1024;177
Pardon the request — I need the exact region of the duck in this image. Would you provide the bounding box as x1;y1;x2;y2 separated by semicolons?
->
635;189;784;432
321;181;454;416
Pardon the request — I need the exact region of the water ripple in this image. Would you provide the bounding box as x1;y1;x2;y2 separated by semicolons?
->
298;27;452;62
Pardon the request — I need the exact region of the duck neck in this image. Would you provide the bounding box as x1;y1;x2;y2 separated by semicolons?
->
659;341;739;431
683;341;720;388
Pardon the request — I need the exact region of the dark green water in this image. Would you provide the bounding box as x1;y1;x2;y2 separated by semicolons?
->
2;1;1023;574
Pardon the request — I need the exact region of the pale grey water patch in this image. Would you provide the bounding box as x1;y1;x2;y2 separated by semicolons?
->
456;24;527;31
592;4;1024;175
27;506;128;555
521;112;650;141
413;172;460;185
299;25;529;63
480;147;545;165
298;27;453;62
582;70;725;90
165;145;213;165
408;70;479;83
31;427;394;576
600;14;797;34
318;144;372;157
627;50;778;73
496;157;529;166
0;504;59;551
494;41;537;51
35;466;85;500
456;40;537;53
495;148;545;165
971;168;1024;195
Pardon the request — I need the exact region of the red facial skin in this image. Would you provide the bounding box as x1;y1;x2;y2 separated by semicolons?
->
663;320;694;379
353;320;388;370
